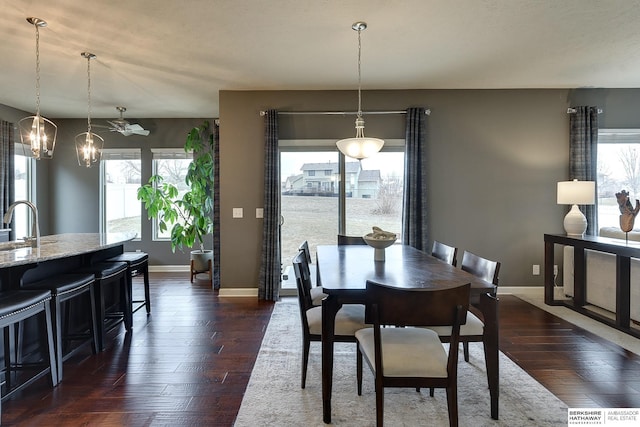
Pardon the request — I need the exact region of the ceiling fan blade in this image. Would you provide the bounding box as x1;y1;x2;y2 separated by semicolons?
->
126;123;150;136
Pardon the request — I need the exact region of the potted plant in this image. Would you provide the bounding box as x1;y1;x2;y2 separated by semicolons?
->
137;121;214;275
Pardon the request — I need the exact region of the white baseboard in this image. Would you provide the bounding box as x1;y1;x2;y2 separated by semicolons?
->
218;288;259;297
149;265;190;273
498;286;544;296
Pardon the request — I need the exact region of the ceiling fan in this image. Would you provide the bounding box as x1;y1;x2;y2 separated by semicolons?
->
104;106;150;136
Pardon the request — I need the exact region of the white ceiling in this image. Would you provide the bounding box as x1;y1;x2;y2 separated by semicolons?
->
2;0;640;120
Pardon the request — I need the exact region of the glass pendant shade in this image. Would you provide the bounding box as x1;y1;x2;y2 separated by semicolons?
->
18;114;57;159
336;116;384;160
75;131;104;167
20;17;57;160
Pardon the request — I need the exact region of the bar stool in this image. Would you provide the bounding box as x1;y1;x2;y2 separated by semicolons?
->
22;274;99;381
106;252;150;315
0;290;58;402
78;262;131;351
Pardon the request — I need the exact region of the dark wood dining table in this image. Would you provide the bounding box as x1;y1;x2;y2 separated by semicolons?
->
316;244;500;423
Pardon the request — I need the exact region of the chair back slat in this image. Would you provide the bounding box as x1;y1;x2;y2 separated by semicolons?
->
292;251;314;310
364;281;470;327
461;251;501;285
431;240;458;266
298;240;313;265
337;234;366;245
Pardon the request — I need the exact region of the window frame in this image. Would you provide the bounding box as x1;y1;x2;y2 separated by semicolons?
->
100;149;142;238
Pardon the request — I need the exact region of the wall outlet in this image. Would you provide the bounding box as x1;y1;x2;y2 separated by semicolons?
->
532;264;540;275
232;208;243;218
256;208;264;219
554;265;558;276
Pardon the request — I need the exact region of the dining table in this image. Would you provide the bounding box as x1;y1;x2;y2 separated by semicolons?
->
316;244;500;423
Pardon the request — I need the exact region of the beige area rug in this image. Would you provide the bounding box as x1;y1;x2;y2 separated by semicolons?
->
235;300;568;426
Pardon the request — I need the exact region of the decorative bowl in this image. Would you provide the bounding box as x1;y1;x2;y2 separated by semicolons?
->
363;233;397;261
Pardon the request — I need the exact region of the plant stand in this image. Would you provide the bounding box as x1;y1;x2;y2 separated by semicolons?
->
190;259;212;286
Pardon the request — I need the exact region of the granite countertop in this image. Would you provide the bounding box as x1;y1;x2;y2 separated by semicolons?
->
0;232;137;268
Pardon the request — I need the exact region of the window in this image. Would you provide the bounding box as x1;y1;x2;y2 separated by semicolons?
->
13;154;32;239
597;129;640;230
101;150;141;237
151;149;192;240
279;140;405;282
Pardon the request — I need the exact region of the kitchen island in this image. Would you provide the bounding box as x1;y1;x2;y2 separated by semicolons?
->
0;232;137;289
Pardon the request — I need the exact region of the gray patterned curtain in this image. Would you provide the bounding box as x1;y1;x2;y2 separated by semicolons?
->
1;121;15;222
402;107;429;251
212;120;221;290
258;110;280;301
569;106;598;236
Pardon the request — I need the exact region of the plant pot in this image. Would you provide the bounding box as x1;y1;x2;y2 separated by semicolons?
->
190;250;213;285
190;249;213;273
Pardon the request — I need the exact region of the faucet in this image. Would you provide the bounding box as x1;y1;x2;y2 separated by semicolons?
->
3;200;40;248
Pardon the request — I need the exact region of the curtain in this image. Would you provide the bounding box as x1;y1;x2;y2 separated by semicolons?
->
402;107;429;251
212;120;221;290
0;120;14;223
258;110;280;301
569;106;598;235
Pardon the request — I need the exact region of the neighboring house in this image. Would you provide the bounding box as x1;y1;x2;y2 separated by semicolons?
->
355;169;381;198
283;174;304;193
289;161;381;197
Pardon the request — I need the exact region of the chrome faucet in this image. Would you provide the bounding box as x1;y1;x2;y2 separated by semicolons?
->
3;200;40;248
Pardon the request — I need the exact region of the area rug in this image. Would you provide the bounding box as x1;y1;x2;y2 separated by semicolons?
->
234;300;568;426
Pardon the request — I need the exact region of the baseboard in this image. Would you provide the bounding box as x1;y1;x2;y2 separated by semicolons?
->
218;288;259;297
149;265;190;273
498;286;544;296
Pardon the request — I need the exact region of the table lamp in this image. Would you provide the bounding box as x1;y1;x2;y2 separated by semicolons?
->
557;179;595;237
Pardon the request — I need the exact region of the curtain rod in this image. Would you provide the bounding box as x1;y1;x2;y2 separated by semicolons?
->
567;108;603;114
259;109;431;117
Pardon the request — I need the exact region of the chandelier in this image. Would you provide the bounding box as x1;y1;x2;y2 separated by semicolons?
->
75;52;104;167
335;22;384;160
18;17;57;160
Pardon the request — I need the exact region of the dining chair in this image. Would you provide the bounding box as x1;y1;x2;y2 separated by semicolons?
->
431;240;458;266
337;234;367;245
298;241;325;305
292;252;367;389
426;250;501;365
356;280;470;427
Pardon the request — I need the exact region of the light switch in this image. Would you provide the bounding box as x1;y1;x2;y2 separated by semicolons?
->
232;208;243;218
256;208;264;219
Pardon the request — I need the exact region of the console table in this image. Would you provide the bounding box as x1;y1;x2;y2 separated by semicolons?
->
544;233;640;337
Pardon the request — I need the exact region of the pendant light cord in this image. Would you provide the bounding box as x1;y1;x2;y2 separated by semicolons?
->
356;26;362;119
86;55;92;133
34;24;41;116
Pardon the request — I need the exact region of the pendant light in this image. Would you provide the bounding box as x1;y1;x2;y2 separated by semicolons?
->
336;22;384;160
75;52;104;167
18;17;57;160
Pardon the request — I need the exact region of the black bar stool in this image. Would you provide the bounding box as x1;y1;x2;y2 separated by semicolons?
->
0;290;58;403
22;274;98;381
106;252;150;315
78;262;131;351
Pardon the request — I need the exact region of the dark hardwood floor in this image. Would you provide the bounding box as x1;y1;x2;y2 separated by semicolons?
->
2;273;640;425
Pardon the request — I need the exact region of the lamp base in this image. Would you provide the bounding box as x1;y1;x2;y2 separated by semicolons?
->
564;204;588;237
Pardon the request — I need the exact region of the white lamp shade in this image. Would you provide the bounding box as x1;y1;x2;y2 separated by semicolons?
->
557;180;595;205
336;136;384;160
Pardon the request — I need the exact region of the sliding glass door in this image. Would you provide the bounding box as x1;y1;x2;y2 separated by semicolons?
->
279;143;405;289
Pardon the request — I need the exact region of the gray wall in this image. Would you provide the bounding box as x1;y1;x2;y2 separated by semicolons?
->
4;88;640;287
219;89;571;288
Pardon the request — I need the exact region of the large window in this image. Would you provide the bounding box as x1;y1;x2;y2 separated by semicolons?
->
151;149;192;240
597;129;640;230
101;150;141;237
280;140;405;277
